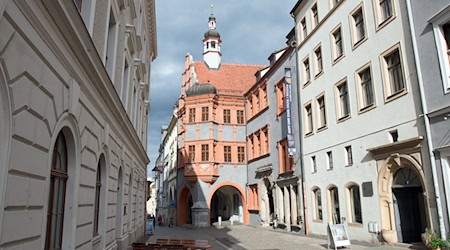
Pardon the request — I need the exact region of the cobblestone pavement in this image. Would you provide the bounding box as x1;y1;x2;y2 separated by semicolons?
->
146;224;420;250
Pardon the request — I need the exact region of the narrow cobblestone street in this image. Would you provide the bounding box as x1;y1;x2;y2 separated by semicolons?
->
146;223;421;250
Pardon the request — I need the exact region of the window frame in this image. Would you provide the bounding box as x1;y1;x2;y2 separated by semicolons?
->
312;187;323;221
201;106;209;122
311;3;319;29
304;101;314;136
347;184;363;224
223;109;231;124
189;108;196;123
224;145;232;163
201;144;209;162
316;93;327;131
379;43;407;101
334;78;351;122
327;151;333;170
301;17;308;41
314;44;323;77
188;145;195;162
237;110;245;124
276;78;286;116
93;163;102;236
303;56;311;86
237;146;245;163
430;7;450;94
349;3;368;50
311;155;317;173
330;24;345;64
372;0;396;30
345;145;353;166
278;138;293;174
355;62;376;113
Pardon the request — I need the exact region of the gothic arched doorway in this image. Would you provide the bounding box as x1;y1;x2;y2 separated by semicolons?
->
378;154;429;244
392;167;426;242
178;187;193;225
210;186;243;224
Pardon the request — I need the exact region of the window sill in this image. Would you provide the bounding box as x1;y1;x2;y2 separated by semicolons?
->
376;15;396;32
248;106;269;123
316;125;328;133
314;70;324;80
248;209;259;213
92;234;101;244
352;36;368;51
279;170;294;177
348;222;363;228
326;168;333;171
337;115;351;123
303;80;311;88
304;131;314;138
248;153;270;163
385;89;407;104
332;54;345;66
313;219;323;223
311;171;317;174
358;103;376;114
277;108;287;117
345;164;353;167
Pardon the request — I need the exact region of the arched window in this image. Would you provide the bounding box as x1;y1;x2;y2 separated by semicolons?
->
46;132;68;250
348;185;362;224
328;187;340;224
93;161;102;236
312;188;322;221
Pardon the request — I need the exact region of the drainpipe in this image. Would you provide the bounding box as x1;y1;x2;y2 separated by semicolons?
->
405;0;446;239
290;11;308;236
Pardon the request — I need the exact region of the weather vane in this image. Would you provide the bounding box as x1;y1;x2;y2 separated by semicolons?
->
211;2;214;15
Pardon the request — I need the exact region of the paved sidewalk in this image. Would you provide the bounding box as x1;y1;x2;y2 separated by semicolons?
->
147;224;417;250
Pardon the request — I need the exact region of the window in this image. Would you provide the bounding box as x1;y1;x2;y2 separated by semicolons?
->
336;80;350;120
263;128;269;155
305;103;313;135
247;99;253;118
313;188;323;221
327;151;333;170
237;110;244;124
311;4;319;28
278;139;293;174
345;146;353;166
248;136;254;160
383;48;405;98
224;146;232;163
255;133;261;157
189;108;196;123
351;7;366;46
314;46;323;76
379;0;393;23
238;146;245;163
303;57;311;84
201;107;209;121
348;185;362;223
261;84;268;108
332;26;344;61
317;95;326;129
74;0;82;10
431;10;450;92
389;130;398;142
276;80;286;115
311;155;317;173
328;187;340;224
121;59;130;106
248;184;259;210
105;9;118;81
357;66;375;109
201;144;209;161
233;194;240;215
223;109;231;124
93;163;101;236
301;18;307;40
330;0;341;9
46;132;68;250
188;145;195;162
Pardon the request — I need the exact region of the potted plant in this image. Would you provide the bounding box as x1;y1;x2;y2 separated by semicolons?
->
422;228;448;250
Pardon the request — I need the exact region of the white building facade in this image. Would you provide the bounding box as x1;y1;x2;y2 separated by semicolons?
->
292;0;437;244
0;0;156;249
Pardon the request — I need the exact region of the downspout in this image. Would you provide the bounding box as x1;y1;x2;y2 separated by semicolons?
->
405;0;446;239
290;11;308;236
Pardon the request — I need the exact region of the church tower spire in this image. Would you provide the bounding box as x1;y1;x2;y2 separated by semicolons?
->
203;4;221;69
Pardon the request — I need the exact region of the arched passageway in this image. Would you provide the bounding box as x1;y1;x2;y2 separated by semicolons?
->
210;186;244;224
178;187;193;225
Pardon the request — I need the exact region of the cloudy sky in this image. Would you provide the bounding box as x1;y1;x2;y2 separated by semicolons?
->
146;0;298;179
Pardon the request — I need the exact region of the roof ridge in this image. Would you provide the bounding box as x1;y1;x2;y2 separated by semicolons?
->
193;61;266;67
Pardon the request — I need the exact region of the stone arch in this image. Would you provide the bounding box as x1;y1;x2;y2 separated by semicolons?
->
326;184;340;224
378;154;428;243
95;149;109;248
208;181;249;224
45;112;81;250
178;185;192;225
0;62;11;244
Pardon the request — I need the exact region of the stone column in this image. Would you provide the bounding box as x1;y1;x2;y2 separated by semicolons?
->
277;184;284;223
284;186;291;231
290;185;298;225
259;179;270;226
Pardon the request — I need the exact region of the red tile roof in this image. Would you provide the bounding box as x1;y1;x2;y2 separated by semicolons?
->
194;61;266;95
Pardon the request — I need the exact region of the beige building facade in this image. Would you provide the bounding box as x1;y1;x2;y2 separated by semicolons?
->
0;0;156;249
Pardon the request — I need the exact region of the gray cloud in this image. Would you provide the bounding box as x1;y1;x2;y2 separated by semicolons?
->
147;0;297;179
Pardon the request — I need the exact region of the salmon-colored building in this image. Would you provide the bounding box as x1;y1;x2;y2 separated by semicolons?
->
176;12;265;227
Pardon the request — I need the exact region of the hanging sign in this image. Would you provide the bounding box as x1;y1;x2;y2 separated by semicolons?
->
284;68;296;157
